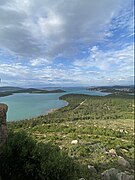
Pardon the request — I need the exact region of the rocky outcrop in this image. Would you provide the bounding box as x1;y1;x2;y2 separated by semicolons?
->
0;103;8;148
101;168;134;180
101;168;119;180
118;156;131;168
87;165;97;174
117;171;134;180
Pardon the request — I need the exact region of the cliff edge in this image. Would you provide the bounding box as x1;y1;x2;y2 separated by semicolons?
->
0;103;8;147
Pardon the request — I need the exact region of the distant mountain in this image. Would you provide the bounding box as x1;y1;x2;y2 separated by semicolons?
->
87;85;134;93
13;88;66;94
0;86;66;97
0;86;25;92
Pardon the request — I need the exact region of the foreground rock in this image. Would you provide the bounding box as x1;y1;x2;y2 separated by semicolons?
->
71;140;78;144
117;171;134;180
88;165;97;174
0;103;8;148
101;168;119;180
118;156;131;168
107;148;117;157
101;168;134;180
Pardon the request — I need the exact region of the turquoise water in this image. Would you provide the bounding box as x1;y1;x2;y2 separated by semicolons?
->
0;87;108;121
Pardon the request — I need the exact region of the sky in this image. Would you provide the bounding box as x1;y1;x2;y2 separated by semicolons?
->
0;0;134;87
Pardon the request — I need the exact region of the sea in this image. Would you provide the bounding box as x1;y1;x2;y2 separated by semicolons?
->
0;87;108;121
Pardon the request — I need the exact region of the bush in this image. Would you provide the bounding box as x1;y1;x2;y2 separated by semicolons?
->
0;131;77;180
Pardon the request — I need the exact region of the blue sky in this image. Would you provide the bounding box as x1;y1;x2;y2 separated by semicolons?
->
0;0;134;87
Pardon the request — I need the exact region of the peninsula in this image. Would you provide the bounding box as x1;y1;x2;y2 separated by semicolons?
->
0;86;66;97
87;85;134;94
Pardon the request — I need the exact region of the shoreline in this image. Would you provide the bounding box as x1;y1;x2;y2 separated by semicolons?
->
45;101;69;115
46;108;59;114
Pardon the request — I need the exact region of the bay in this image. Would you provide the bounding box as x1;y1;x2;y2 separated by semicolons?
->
0;87;108;121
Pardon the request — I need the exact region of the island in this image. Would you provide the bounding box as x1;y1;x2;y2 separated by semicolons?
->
87;85;134;94
0;86;66;97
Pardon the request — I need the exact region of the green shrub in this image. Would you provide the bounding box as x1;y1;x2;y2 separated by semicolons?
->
0;131;77;180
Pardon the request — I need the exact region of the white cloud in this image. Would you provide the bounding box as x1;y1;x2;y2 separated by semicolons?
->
75;44;133;69
73;44;134;82
30;58;50;66
0;63;29;78
0;56;134;86
0;0;133;86
0;0;127;59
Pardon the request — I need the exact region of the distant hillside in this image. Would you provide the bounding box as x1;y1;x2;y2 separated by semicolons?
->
6;93;134;180
0;86;66;97
88;85;134;93
12;88;66;94
0;86;24;92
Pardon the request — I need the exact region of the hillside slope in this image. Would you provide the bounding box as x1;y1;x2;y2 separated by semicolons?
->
3;94;135;179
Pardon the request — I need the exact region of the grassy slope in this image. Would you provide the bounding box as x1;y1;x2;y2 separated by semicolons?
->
8;94;134;179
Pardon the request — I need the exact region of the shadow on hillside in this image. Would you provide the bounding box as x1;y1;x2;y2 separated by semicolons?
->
0;131;79;180
1;131;133;180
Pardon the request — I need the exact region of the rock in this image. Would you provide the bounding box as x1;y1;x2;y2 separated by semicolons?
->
108;148;117;157
79;178;85;180
118;156;131;168
88;165;97;174
131;169;134;174
0;103;8;147
117;171;134;180
101;168;119;180
119;129;124;133
129;148;134;153
122;149;128;153
71;140;78;144
101;168;134;180
59;145;64;150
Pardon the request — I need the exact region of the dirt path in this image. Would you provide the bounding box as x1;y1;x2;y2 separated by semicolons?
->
73;99;87;110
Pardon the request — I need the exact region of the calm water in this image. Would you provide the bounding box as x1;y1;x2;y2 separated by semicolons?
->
0;87;108;121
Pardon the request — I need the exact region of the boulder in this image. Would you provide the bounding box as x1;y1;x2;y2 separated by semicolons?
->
101;168;119;180
122;149;128;153
118;156;131;168
101;168;134;180
71;140;78;145
117;171;134;180
107;148;117;157
88;165;97;174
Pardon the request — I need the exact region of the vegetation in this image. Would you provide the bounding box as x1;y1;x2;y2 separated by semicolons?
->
0;92;13;97
87;85;134;94
13;88;65;94
1;93;134;179
0;131;77;180
0;87;65;97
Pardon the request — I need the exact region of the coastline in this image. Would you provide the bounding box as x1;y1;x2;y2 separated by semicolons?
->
46;108;59;114
46;101;69;115
2;90;112;122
